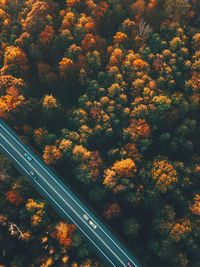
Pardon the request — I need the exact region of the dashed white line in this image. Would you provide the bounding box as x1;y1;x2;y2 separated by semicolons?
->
0;121;139;267
0;142;117;267
0;130;127;267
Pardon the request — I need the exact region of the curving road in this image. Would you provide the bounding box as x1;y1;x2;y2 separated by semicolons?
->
0;119;143;267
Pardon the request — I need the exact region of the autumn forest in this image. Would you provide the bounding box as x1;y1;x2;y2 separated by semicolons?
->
0;0;200;266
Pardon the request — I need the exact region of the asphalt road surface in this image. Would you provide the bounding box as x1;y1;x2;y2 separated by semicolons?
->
0;119;143;267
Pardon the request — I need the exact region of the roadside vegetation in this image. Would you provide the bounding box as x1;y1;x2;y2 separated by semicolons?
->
0;0;200;266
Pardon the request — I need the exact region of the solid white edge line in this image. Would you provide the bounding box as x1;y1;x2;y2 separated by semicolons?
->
0;142;117;267
0;131;127;267
0;121;139;267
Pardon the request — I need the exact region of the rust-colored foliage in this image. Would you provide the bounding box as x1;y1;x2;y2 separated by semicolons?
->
131;0;145;16
191;71;200;91
152;58;164;71
90;105;101;120
51;222;76;248
6;86;19;96
5;190;23;206
122;143;142;162
0;75;25;95
40;25;54;44
66;0;80;8
81;33;96;51
37;62;58;86
129;118;151;140
88;151;103;182
94;1;109;20
77;54;86;68
104;203;121;220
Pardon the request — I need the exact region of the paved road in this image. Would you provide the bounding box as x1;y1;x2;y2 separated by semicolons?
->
0;119;143;267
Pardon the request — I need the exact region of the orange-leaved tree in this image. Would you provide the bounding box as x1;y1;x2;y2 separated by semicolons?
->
50;221;76;248
1;46;29;76
152;160;178;192
43;145;61;165
40;25;54;45
190;194;200;216
5;190;23;206
103;158;137;193
59;57;74;78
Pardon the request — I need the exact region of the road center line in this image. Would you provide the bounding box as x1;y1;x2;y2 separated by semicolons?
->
0;142;117;267
0;121;139;266
0;130;127;267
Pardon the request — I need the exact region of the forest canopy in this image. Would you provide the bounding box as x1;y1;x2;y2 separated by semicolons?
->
0;0;200;266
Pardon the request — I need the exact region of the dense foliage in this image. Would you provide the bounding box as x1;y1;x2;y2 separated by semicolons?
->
0;0;200;266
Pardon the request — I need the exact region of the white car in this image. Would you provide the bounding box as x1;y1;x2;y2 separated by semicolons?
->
29;171;37;180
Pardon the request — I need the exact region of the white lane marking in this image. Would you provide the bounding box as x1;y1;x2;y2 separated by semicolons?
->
0;143;117;267
0;122;138;267
0;132;127;267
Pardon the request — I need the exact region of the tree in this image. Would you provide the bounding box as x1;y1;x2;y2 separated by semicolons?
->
123;217;140;237
43;94;58;109
37;62;58;88
5;190;23;206
103;158;137;193
34;127;48;146
190;194;200;216
103;203;121;220
0;94;26;119
51;221;76;248
25;198;45;226
152;160;178;192
81;33;96;51
162;0;189;23
43;145;61;165
22;1;49;35
42;94;60;118
0;75;25;95
161;218;192;242
40;25;54;45
113;32;128;45
59;57;74;78
1;46;29;77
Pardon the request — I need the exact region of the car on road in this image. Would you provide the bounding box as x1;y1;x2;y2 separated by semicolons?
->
29;170;37;180
127;262;133;267
24;153;32;161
